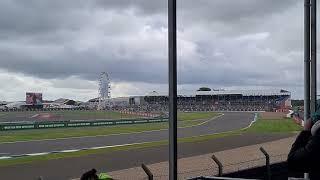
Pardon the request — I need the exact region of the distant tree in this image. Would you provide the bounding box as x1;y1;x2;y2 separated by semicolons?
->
197;87;211;91
291;100;304;107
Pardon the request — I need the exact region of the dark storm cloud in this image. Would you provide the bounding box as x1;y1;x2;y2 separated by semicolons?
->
0;1;92;37
0;0;300;39
0;0;305;91
0;46;167;83
95;0;297;19
95;0;166;15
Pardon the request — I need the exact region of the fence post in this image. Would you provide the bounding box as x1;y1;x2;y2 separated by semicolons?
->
141;163;153;180
211;154;223;177
260;147;271;180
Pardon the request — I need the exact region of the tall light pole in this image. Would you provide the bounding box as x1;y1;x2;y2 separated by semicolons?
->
168;0;178;179
304;0;311;123
310;0;317;114
304;0;316;178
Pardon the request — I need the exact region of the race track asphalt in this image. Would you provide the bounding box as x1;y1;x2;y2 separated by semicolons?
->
0;133;294;180
0;112;255;156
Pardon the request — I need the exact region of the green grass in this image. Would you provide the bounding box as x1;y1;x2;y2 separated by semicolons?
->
0;117;300;167
0;120;206;143
0;110;141;121
50;110;141;119
0;111;219;122
0;123;167;143
0;112;219;143
246;118;302;133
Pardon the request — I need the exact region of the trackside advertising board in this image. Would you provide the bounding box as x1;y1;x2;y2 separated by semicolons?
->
0;118;168;131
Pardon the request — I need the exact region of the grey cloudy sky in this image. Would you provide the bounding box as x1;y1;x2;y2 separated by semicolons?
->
0;0;314;101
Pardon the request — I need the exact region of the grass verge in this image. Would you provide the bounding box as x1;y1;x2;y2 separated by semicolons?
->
0;110;141;121
246;118;302;133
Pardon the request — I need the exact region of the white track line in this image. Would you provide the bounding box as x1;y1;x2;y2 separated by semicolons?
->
0;142;155;160
0;156;11;160
0;114;224;144
26;152;50;156
170;113;258;141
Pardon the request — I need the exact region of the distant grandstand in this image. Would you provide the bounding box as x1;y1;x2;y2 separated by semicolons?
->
1;89;291;113
126;89;291;112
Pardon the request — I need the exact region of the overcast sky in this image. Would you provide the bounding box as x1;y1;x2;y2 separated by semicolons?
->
0;0;316;101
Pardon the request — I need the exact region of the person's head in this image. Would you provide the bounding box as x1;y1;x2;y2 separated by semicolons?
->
80;168;98;180
311;120;320;136
311;110;320;123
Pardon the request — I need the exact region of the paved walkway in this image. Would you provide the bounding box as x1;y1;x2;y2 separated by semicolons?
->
106;136;295;180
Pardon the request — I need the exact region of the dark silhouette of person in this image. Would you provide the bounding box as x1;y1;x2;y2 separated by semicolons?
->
80;168;98;180
32;94;37;104
288;116;320;179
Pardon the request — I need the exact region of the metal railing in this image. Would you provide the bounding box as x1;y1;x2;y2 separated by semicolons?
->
136;146;304;180
141;163;153;180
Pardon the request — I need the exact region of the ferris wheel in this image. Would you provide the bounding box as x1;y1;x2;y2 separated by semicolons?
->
98;72;111;110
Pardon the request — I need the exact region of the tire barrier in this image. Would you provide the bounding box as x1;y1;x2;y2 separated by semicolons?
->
0;118;168;131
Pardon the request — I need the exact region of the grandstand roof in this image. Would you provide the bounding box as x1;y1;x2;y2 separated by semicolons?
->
195;89;291;96
53;98;68;104
143;89;290;97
